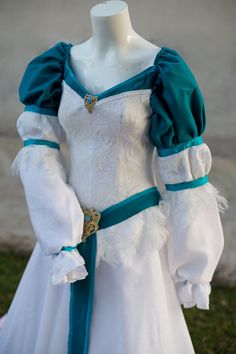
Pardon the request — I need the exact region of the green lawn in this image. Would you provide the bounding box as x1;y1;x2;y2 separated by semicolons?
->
0;252;235;353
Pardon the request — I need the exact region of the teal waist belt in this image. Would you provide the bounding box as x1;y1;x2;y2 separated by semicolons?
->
67;186;161;354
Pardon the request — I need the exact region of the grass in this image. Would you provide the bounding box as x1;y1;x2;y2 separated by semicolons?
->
0;252;235;353
183;286;236;354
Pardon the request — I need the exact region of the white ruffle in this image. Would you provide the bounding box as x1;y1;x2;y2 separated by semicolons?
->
157;143;212;184
159;182;228;309
175;281;211;310
51;249;88;285
16;111;63;142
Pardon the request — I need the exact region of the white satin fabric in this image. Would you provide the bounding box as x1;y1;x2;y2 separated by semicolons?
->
11;111;88;285
0;84;228;354
156;144;228;309
157;143;212;184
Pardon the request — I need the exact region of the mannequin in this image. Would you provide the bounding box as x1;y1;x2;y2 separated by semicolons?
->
0;0;228;352
70;1;161;95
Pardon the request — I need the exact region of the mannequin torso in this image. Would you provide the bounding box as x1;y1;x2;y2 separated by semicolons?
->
70;1;161;95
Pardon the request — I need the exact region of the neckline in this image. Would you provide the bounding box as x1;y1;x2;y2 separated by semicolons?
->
64;43;164;101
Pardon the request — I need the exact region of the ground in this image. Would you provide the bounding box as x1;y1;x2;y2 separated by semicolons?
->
0;252;235;354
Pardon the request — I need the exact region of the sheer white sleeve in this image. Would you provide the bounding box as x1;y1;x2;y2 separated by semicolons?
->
157;141;228;310
11;111;88;285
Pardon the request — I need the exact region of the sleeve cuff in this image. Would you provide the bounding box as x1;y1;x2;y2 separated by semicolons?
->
51;249;88;285
175;280;211;310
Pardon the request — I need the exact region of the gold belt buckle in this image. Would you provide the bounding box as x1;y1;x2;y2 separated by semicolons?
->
81;207;101;242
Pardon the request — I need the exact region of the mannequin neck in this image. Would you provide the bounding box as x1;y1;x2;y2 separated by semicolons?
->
90;1;135;54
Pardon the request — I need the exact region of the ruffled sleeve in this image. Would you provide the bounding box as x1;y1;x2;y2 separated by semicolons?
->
149;47;228;309
12;41;88;285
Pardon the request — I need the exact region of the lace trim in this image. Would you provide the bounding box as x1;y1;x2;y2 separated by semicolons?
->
51;249;88;285
95;203;169;269
159;182;228;223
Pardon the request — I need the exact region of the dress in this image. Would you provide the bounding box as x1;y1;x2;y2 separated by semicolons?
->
0;42;228;354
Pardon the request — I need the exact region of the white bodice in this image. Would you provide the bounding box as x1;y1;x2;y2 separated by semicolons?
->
58;81;158;210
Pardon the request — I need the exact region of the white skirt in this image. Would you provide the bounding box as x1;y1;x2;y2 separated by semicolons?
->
0;206;195;354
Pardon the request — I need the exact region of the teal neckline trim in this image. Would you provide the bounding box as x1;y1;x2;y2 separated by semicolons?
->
157;136;204;157
64;43;165;101
24;104;58;117
165;175;209;191
23;139;60;150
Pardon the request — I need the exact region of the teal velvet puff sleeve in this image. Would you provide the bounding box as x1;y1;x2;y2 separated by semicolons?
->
149;47;206;153
12;42;88;285
149;47;228;310
19;41;67;116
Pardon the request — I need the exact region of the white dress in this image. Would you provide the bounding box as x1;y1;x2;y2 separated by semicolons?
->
0;42;228;354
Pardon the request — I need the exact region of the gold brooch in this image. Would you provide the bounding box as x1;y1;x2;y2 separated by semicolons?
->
84;94;98;113
81;207;101;242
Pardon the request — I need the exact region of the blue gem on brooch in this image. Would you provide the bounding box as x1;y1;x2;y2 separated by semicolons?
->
84;94;98;113
85;215;90;222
